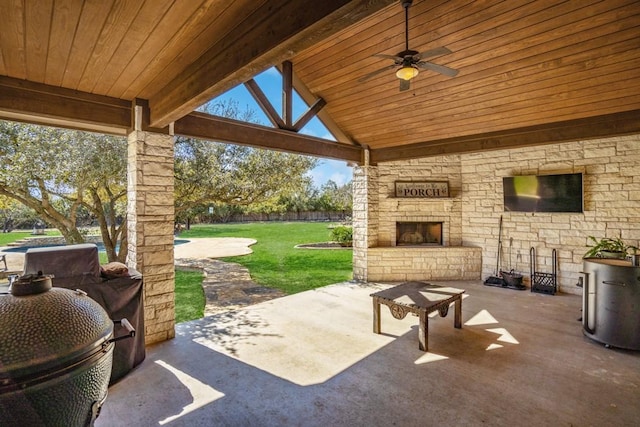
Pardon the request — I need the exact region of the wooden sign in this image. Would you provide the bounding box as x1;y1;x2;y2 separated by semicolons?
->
395;181;449;198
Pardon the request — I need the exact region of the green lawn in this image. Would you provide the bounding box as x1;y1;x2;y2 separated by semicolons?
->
179;222;353;294
2;222;353;323
175;269;206;323
0;230;60;246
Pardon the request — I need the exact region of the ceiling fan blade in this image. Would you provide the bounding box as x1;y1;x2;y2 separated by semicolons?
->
413;46;452;61
358;64;397;82
374;53;403;62
416;61;459;77
399;79;410;91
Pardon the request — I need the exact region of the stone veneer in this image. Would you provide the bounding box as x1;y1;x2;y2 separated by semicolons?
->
354;153;482;282
366;246;482;281
353;134;640;295
352;162;379;280
127;130;176;344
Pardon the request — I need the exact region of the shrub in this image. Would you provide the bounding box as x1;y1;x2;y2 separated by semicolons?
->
331;225;353;246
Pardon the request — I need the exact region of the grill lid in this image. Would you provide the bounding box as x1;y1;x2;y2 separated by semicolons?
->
0;274;113;387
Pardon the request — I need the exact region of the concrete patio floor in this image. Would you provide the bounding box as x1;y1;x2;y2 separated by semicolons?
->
97;280;640;427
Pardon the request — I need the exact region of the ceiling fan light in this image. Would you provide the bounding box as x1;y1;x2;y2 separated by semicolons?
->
396;66;418;80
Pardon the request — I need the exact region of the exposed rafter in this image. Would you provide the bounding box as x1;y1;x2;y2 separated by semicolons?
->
174;112;363;163
1;0;637;165
0;76;130;135
244;61;327;133
148;0;397;128
370;110;640;163
276;63;355;145
244;79;287;129
293;97;327;132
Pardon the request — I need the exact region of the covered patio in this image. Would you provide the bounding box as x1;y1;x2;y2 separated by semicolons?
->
99;280;639;426
2;0;639;341
1;1;639;424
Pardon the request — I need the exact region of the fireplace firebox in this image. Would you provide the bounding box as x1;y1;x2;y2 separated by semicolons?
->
396;222;443;246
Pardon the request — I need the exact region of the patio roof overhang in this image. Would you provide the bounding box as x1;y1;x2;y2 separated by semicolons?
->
0;0;639;164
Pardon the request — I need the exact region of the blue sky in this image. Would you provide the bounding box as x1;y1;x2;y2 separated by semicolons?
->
208;68;353;188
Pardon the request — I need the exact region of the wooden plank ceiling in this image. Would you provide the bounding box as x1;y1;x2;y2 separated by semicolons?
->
292;0;640;162
0;0;638;164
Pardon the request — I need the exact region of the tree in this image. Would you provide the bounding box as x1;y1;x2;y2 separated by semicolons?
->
0;120;128;261
272;178;318;220
174;100;318;221
327;180;353;214
1;99;320;257
312;180;352;217
0;195;45;232
0;196;20;232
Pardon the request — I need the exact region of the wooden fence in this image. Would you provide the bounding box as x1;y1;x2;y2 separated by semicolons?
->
212;211;350;223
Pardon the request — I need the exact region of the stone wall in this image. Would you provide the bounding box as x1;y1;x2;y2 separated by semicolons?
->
462;134;640;294
377;156;463;246
353;134;640;294
352;164;379;280
367;246;482;281
127;130;176;344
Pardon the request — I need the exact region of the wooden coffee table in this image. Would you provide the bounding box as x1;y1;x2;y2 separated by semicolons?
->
371;281;464;351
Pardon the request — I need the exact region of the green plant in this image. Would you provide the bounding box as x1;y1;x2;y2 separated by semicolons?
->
331;225;353;247
584;236;638;258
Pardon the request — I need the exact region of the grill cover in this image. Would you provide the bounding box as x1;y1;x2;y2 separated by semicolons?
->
23;243;145;384
24;243;101;278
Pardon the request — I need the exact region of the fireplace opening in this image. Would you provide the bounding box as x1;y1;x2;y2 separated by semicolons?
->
396;222;443;246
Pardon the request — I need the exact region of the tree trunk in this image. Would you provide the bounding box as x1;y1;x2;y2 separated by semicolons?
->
89;190;127;263
116;226;128;263
58;228;86;244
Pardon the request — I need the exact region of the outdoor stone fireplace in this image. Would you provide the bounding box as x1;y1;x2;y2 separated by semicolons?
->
396;221;443;246
352;165;482;282
361;215;481;282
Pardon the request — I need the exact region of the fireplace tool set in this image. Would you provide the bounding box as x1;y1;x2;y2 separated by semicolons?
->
530;247;558;295
485;216;524;290
484;216;505;286
484;215;559;292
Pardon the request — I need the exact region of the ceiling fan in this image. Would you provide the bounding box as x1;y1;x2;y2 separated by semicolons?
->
359;0;459;91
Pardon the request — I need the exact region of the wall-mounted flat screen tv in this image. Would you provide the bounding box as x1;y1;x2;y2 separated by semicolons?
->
503;173;583;213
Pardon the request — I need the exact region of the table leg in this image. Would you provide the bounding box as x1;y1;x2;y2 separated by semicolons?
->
418;310;428;351
373;297;381;334
454;296;462;329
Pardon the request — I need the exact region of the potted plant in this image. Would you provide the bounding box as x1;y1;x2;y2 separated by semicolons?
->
584;236;638;259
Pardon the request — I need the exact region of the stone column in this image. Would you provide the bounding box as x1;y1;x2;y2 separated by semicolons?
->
127;128;176;344
352;158;379;282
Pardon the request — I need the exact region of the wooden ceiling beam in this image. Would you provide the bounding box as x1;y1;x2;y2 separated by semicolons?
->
0;75;131;134
370;110;640;163
175;112;363;163
276;63;356;145
148;0;396;128
293;97;327;132
244;79;286;129
282;60;294;128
